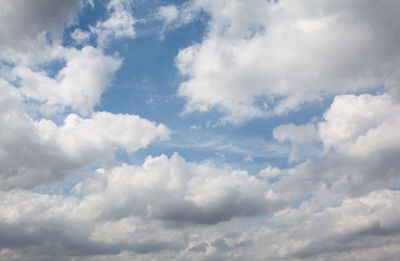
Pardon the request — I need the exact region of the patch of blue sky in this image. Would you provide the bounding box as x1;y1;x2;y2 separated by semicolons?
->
36;58;68;79
117;122;292;174
96;13;208;123
62;2;105;47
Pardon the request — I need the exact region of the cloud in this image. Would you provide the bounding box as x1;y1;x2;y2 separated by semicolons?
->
0;153;282;259
156;5;179;25
91;0;136;47
13;46;122;115
155;3;198;37
318;93;400;158
176;0;400;123
0;120;398;259
78;153;284;225
0;0;81;49
238;189;400;261
0;0;164;191
0;179;398;260
0;94;169;189
269;93;400;199
1;1;400;260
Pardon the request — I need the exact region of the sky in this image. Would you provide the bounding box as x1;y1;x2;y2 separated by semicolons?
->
0;0;400;260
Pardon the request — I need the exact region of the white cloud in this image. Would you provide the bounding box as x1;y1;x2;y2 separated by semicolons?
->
157;5;179;25
271;92;400;166
240;189;400;261
0;0;171;193
266;93;400;205
0;165;399;261
155;3;198;38
318;93;400;158
176;0;400;123
39;111;169;155
0;1;400;260
13;46;122;115
78;153;284;225
0;154;282;259
92;0;136;47
0;98;169;189
157;2;198;25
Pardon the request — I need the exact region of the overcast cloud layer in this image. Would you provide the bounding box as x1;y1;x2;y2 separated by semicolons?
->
0;0;399;260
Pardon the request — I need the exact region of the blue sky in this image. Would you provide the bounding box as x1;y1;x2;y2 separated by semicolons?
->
1;0;400;260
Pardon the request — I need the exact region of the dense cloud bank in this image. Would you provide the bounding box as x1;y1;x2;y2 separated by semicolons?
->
0;0;399;260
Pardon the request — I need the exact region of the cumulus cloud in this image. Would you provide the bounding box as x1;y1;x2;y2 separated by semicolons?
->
0;0;168;192
318;93;400;158
269;93;400;204
1;0;400;260
0;164;399;260
0;153;279;259
0;101;169;190
78;153;284;225
176;0;400;123
13;46;122;115
232;189;400;261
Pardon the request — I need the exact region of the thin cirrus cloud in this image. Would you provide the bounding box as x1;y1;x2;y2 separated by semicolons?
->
0;0;399;260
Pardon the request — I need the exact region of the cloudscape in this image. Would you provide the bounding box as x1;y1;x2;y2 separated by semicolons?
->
1;0;400;260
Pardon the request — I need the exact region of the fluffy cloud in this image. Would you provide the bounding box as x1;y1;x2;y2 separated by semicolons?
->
78;153;283;225
176;0;400;123
0;161;399;260
319;93;400;158
0;154;276;259
91;0;136;47
0;83;169;189
233;189;400;261
1;0;400;260
270;93;400;203
0;0;170;190
13;46;122;115
0;0;164;191
0;110;169;189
